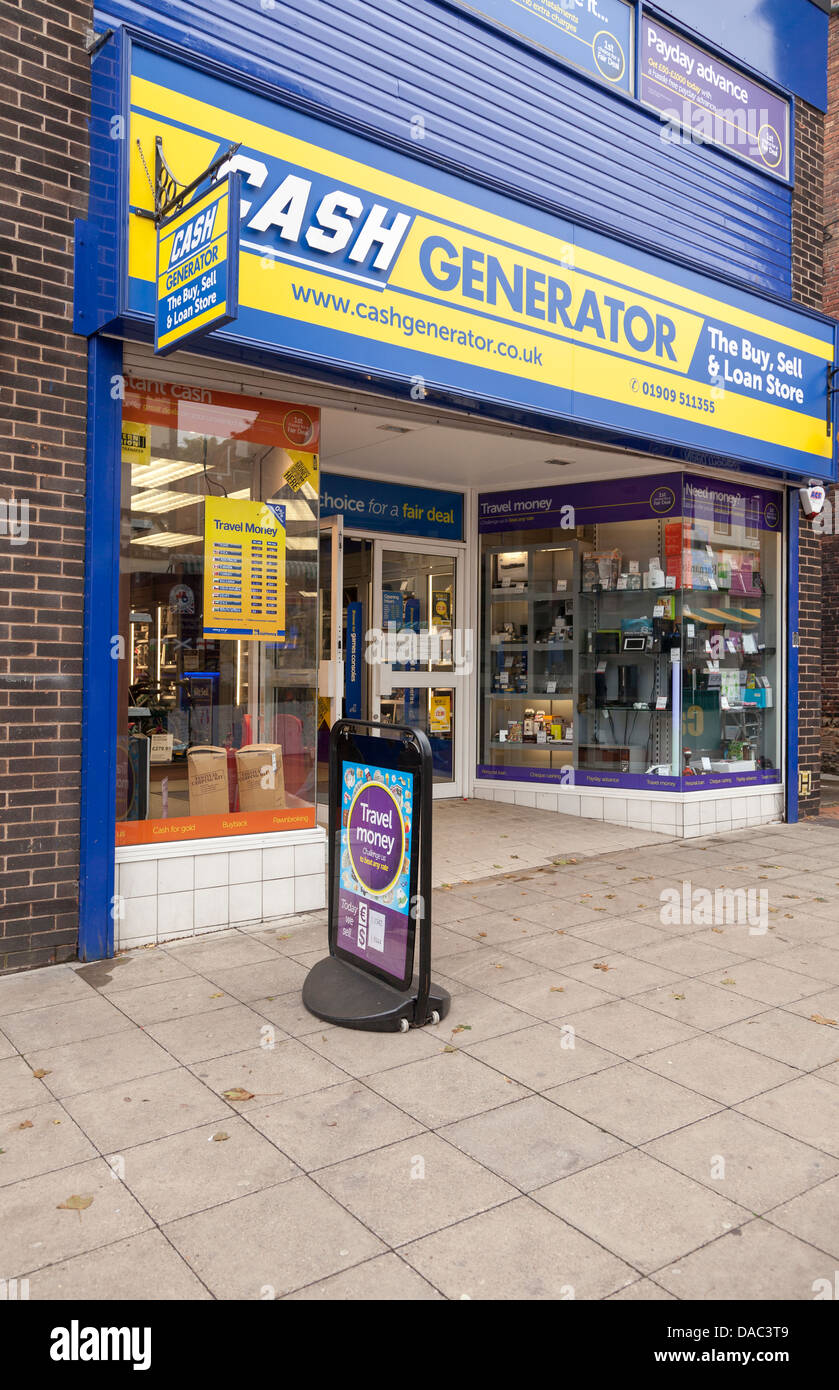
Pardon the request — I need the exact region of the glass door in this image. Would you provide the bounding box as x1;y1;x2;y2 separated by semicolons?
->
317;515;343;802
372;543;464;797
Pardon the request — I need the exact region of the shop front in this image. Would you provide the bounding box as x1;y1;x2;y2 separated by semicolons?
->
76;24;836;959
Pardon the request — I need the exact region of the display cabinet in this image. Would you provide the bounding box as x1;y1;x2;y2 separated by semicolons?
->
480;539;577;775
478;474;782;791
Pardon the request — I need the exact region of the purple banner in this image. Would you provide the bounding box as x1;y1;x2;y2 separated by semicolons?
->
476;764;780;791
639;16;790;182
683;476;782;534
478;472;782;534
336;760;414;984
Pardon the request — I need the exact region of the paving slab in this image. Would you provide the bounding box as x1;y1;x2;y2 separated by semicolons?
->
365;1050;528;1127
534;1149;748;1274
0;995;134;1053
767;1176;839;1261
146;1002;286;1065
27;1030;177;1101
466;1023;620;1091
400;1195;635;1300
439;1094;625;1190
654;1219;834;1300
736;1074;839;1156
638;1034;801;1105
247;1080;424;1170
26;1229;212;1300
283;1252;442;1300
314;1132;516;1246
719;1009;839;1071
644;1109;838;1213
0;1100;97;1186
545;1062;721;1146
2;1157;153;1278
63;1068;232;1153
114;1116;299;1223
163;1176;384;1299
0;965;94;1018
557;998;700;1059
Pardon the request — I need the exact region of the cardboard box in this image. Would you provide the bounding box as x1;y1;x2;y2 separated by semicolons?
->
235;743;286;811
187;745;229;816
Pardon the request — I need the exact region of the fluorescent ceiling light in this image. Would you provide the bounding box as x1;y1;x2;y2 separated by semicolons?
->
132;489;200;514
228;488;251;500
131;531;202;549
131;458;204;488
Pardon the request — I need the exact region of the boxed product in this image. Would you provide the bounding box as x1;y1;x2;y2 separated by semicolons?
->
187;746;230;816
235;743;287;810
581;549;621;591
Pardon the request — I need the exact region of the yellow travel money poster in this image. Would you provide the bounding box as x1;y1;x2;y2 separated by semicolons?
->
203;496;286;641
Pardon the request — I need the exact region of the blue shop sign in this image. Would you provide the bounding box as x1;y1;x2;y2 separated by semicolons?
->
321;473;463;540
445;0;633;94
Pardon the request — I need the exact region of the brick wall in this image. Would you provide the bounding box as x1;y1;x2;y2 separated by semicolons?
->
0;0;92;972
790;95;826;815
823;5;839;776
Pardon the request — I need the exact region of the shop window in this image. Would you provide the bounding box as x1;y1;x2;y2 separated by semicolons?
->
116;379;319;845
478;474;782;793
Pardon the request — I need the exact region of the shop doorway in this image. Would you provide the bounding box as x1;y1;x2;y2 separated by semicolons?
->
317;520;466;802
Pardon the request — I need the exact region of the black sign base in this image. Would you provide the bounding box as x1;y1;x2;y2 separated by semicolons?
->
303;954;451;1033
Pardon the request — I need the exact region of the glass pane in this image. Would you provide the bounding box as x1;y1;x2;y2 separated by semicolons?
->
381;687;456;783
380;550;455;673
117;381;318;842
679;490;781;783
479;534;577;779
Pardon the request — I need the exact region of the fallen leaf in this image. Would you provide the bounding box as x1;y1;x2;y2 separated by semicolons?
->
672;993;686;1001
32;1069;50;1079
210;992;224;999
211;1132;230;1142
711;928;723;934
721;978;736;986
222;1088;255;1102
442;1045;457;1053
57;1194;94;1212
326;1121;338;1128
549;986;565;993
451;1024;472;1035
593;962;612;972
477;931;487;938
18;1121;33;1130
810;1014;838;1028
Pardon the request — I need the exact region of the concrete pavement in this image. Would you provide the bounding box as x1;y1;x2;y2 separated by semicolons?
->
1;814;838;1300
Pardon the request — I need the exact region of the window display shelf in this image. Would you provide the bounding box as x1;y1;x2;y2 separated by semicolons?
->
488;689;573;699
488;739;572;750
491;588;570;600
